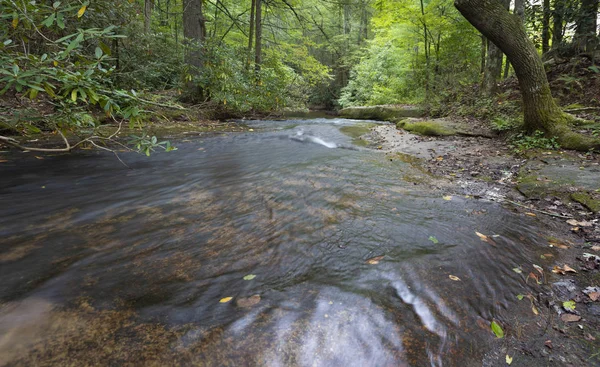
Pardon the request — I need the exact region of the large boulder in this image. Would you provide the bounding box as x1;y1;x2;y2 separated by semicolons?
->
338;105;425;121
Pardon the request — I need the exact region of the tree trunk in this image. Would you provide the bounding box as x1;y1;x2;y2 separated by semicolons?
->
254;0;262;76
574;0;599;53
183;0;207;99
144;0;154;33
542;0;550;54
482;0;510;95
454;0;564;133
247;0;256;69
455;0;600;150
420;0;430;95
551;0;564;49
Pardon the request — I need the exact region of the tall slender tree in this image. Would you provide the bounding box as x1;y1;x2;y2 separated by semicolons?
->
183;0;207;99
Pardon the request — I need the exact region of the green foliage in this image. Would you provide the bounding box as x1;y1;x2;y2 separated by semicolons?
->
129;134;177;157
339;0;481;107
511;130;561;153
492;115;521;132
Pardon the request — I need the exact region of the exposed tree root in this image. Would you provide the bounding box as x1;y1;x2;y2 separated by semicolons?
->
551;123;600;151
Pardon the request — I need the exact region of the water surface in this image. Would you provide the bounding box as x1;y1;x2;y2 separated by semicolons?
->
0;118;550;366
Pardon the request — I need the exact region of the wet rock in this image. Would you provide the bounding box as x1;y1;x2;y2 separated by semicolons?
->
587;304;600;316
552;280;578;300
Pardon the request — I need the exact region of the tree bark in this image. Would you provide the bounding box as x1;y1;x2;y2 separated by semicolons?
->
574;0;599;53
542;0;550;54
254;0;262;77
551;0;564;49
183;0;207;99
454;0;564;132
247;0;256;69
482;0;510;95
144;0;154;33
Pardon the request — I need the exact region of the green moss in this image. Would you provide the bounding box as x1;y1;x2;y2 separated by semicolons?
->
402;121;455;136
570;192;600;213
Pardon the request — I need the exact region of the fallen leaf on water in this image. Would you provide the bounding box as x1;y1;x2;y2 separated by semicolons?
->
443;196;452;201
561;314;581;322
366;255;385;265
544;340;553;349
588;292;599;302
219;297;233;303
532;305;539;315
543;253;554;258
243;274;256;281
429;236;439;244
491;320;504;338
525;212;536;217
506;354;513;365
585;333;596;341
527;272;541;284
566;219;593;227
533;264;544;275
34;156;44;160
563;300;576;311
236;295;261;308
549;240;570;249
449;275;461;281
475;231;497;246
516;294;524;300
512;267;522;274
552;265;577;275
248;129;255;132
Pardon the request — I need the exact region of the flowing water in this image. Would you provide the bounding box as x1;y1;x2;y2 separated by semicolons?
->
0;118;553;366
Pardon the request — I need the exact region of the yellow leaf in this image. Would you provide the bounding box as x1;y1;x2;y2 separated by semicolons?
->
53;60;59;67
366;255;385;265
12;17;19;29
71;89;77;102
475;231;487;240
443;196;452;201
449;275;461;281
506;354;513;365
532;305;539;315
77;5;87;18
219;297;233;303
525;212;536;217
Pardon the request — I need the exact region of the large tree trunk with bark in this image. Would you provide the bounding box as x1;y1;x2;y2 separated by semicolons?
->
454;0;600;151
182;0;207;100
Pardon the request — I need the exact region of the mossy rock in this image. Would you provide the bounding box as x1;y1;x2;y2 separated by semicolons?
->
339;105;424;121
402;121;456;136
570;192;600;213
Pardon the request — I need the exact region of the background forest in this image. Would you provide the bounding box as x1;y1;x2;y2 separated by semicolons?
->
1;0;599;146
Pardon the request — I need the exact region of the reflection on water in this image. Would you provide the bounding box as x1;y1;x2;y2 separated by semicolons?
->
0;118;549;366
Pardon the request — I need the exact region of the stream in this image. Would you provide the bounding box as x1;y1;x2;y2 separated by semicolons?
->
0;118;552;366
